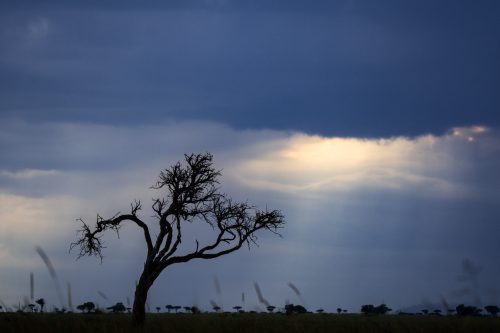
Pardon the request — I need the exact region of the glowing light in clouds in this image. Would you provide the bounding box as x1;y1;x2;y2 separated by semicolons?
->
233;126;490;196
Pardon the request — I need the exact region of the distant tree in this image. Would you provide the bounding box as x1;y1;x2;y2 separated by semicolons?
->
165;305;173;313
343;309;348;313
456;304;481;317
233;306;242;312
285;304;307;315
28;304;36;312
213;305;221;313
77;302;95;313
71;153;285;326
485;305;499;317
422;309;429;315
35;298;45;313
183;306;192;313
374;304;391;314
361;304;375;314
433;309;442;316
266;305;276;313
316;309;324;314
173;305;181;313
156;306;161;313
337;308;342;314
361;304;391;315
191;306;200;314
107;302;126;313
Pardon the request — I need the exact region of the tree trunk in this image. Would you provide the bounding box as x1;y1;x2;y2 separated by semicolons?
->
132;274;151;326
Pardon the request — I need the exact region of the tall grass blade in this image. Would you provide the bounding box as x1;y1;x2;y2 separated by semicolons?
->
67;282;73;311
253;282;270;307
35;246;64;307
288;282;307;306
30;272;34;301
98;291;109;303
213;276;221;295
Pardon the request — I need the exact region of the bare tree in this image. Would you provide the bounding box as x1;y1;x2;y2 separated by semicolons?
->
71;153;285;325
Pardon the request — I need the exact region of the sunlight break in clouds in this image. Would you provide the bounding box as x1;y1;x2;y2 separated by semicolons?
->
233;127;491;198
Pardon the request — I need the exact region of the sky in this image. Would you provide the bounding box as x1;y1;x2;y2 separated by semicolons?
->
1;0;500;313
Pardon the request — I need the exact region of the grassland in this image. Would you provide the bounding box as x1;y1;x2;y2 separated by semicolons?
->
1;313;500;333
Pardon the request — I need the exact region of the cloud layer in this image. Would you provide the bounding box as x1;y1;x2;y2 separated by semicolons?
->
1;1;499;137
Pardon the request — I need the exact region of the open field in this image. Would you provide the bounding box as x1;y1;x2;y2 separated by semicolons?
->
1;313;500;333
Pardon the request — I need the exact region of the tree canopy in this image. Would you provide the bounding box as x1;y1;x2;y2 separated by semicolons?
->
71;153;285;325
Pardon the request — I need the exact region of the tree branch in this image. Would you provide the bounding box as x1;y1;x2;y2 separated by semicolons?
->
71;201;153;260
161;204;284;267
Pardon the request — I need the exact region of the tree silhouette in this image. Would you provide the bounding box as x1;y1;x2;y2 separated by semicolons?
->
485;305;499;317
361;304;375;314
456;304;481;317
165;304;173;313
76;302;95;313
285;304;307;315
107;302;126;313
361;304;391;315
376;304;391;314
71;153;284;325
35;298;45;313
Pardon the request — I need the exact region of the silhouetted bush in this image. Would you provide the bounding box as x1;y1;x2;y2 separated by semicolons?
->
485;305;499;317
285;304;307;315
107;303;126;313
361;304;391;315
456;304;481;317
76;302;95;313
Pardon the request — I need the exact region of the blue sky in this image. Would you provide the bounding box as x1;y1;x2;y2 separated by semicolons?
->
1;1;500;312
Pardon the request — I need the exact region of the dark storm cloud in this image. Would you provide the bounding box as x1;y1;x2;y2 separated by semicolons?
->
1;1;499;136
